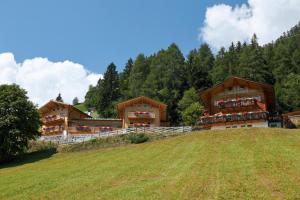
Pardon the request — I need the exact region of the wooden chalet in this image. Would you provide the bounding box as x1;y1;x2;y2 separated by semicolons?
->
282;110;300;128
199;77;280;130
39;100;122;135
117;96;168;128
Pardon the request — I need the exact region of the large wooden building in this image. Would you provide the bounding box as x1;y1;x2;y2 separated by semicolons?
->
199;77;280;130
39;101;122;135
117;96;168;128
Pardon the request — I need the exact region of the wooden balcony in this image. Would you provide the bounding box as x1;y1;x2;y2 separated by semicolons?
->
199;111;268;126
42;115;64;124
215;98;266;112
68;126;114;134
128;111;155;119
43;126;64;135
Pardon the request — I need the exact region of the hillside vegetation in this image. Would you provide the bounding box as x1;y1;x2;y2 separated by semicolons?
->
84;23;300;124
1;128;300;199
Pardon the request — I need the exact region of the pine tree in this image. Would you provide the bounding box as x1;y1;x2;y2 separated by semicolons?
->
238;34;273;83
56;93;63;102
143;43;186;125
119;58;133;100
72;97;79;105
85;85;100;109
128;54;150;97
96;63;120;118
186;43;214;90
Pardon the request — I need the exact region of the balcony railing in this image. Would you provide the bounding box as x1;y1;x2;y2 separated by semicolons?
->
68;126;114;134
216;98;259;109
43;126;64;134
128;111;155;119
42;115;64;124
129;123;151;128
199;111;268;125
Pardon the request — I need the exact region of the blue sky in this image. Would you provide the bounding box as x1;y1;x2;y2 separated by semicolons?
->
0;0;246;73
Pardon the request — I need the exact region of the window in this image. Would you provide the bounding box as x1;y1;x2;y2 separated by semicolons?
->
247;125;253;127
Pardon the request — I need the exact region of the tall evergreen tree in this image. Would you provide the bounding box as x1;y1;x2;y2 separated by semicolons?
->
119;58;133;100
237;34;273;83
128;54;150;97
72;97;79;105
143;43;186;124
56;93;63;102
186;43;214;90
96;63;120;118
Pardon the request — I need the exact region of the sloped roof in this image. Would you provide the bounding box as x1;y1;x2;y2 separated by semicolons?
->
200;76;276;112
39;100;91;118
117;96;167;121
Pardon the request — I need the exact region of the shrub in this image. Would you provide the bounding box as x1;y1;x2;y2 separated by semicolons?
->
27;141;58;153
128;133;149;144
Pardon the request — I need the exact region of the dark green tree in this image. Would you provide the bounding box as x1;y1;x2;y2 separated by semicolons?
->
85;85;100;109
119;58;133;100
0;84;41;162
72;97;79;105
186;43;214;90
96;63;120;118
237;34;273;83
178;88;204;125
143;43;187;124
56;93;63;102
128;54;150;97
276;73;300;112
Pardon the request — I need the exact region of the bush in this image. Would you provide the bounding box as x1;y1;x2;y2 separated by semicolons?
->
27;141;58;153
128;133;149;144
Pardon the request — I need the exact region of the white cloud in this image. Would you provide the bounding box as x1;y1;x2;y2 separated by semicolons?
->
0;52;102;106
200;0;300;50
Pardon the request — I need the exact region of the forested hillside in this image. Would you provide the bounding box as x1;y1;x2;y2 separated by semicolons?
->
85;23;300;125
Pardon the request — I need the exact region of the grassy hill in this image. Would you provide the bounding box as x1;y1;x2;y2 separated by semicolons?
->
75;103;100;118
1;128;300;199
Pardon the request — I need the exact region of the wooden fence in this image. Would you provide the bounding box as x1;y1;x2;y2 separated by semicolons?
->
39;126;192;144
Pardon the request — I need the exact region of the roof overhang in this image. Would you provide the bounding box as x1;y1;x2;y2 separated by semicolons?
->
200;77;276;112
39;100;91;118
117;96;167;121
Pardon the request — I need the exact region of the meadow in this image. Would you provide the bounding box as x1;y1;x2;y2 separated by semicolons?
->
1;128;300;199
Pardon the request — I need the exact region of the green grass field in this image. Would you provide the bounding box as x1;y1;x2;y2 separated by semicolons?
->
1;128;300;199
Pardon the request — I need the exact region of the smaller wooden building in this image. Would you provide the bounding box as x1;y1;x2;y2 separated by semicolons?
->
283;110;300;128
117;96;168;128
39;100;122;135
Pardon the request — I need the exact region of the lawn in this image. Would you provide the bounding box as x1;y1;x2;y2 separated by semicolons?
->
1;128;300;199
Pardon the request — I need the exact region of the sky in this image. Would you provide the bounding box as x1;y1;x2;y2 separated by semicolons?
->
0;0;300;105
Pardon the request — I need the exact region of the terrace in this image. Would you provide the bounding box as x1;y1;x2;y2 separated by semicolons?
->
199;111;268;126
43;126;64;135
214;97;266;112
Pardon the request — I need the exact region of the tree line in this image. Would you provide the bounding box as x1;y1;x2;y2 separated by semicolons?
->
85;23;300;125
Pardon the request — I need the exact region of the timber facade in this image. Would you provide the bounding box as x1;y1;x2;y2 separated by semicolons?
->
39;101;122;135
199;77;280;130
117;96;168;128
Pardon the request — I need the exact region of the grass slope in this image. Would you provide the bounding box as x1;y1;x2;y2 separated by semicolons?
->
1;129;300;199
74;103;88;112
